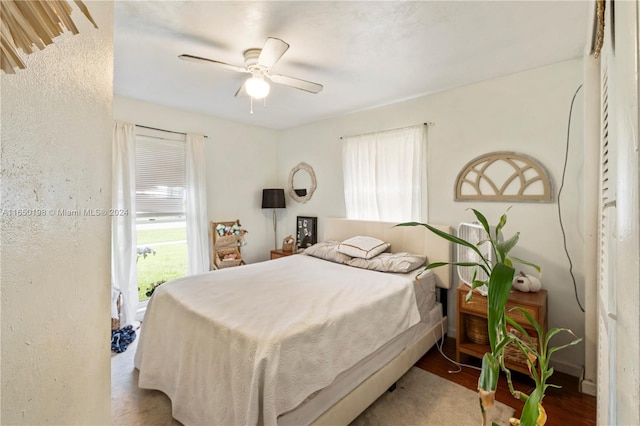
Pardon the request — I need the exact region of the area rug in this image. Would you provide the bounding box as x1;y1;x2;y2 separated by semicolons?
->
350;367;515;426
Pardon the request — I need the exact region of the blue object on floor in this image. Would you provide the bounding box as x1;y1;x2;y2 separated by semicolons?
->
111;325;136;353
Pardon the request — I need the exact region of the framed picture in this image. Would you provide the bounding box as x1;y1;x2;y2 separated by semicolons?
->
296;216;317;249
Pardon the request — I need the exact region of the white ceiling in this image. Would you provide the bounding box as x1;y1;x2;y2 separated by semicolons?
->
114;1;590;130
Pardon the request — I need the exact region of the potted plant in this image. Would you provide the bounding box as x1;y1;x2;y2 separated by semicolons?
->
398;209;581;426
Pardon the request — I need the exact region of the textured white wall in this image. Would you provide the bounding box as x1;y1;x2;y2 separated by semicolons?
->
278;58;587;373
113;97;279;263
0;2;113;424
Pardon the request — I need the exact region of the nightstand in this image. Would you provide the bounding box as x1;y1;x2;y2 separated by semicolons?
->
270;249;298;260
456;285;547;375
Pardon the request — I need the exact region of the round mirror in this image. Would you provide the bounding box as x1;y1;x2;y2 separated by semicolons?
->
288;162;317;203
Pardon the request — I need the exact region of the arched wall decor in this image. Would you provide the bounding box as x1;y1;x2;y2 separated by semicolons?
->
455;152;552;202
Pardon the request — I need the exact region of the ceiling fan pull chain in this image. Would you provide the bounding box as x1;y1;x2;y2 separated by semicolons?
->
250;97;254;114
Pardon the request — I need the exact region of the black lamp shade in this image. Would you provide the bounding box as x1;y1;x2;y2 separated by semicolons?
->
262;188;286;209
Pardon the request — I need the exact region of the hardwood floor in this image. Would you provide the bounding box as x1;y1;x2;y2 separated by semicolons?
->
415;337;597;426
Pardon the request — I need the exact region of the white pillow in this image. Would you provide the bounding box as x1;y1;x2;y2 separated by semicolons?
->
346;252;427;273
303;241;352;264
337;236;390;259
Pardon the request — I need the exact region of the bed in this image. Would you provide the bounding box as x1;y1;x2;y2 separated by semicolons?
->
134;218;451;425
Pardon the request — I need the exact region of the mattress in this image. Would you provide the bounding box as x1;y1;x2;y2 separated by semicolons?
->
135;255;427;426
278;271;439;425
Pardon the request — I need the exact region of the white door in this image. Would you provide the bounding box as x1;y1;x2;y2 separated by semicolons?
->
597;40;617;426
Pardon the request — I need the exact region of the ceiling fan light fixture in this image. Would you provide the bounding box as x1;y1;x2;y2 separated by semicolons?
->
245;75;270;99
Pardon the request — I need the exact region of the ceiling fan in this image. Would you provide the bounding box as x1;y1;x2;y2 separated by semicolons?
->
179;37;323;104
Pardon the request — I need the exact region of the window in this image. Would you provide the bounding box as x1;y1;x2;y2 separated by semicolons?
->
342;124;426;222
135;134;188;300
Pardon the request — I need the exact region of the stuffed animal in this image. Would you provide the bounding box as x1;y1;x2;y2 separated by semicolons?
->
512;271;542;293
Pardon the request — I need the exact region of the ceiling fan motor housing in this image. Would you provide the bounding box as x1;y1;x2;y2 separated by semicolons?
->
243;48;263;71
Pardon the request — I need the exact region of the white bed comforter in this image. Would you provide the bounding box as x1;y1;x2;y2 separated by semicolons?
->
134;255;421;426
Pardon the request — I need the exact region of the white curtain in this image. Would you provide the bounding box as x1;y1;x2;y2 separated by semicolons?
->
185;133;210;274
342;124;426;222
111;121;138;326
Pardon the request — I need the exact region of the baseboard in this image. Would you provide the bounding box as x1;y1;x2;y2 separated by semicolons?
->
578;366;597;396
579;378;597;396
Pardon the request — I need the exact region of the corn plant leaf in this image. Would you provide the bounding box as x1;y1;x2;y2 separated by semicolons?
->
487;262;515;351
494;334;514;354
542;366;555;385
472;280;488;289
543;327;565;346
423;261;449;270
496;232;520;263
453;262;491;277
471;267;478;283
505;315;537;350
396;222;490;269
424;261;491;278
547;335;582;357
495;212;508;241
478;352;500;392
470;209;491;235
545;327;578;350
513;307;543;342
520;387;543;426
510;256;542;274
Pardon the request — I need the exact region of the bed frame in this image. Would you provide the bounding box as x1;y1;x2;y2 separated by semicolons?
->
307;218;452;425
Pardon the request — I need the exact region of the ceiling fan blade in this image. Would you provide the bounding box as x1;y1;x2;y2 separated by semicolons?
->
235;81;249;97
257;38;289;69
179;54;249;74
269;74;323;94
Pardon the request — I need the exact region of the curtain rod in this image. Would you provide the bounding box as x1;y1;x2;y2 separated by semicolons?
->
135;124;208;139
340;122;434;140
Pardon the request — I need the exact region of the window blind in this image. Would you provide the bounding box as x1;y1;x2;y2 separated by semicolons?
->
135;135;186;217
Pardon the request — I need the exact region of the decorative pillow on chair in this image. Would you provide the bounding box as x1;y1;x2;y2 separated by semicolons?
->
336;236;390;259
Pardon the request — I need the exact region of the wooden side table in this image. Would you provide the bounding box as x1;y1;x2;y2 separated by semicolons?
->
270;249;298;260
456;285;547;375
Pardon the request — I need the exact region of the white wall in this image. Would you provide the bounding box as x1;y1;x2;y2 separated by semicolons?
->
0;2;113;424
278;58;587;373
113;97;279;263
